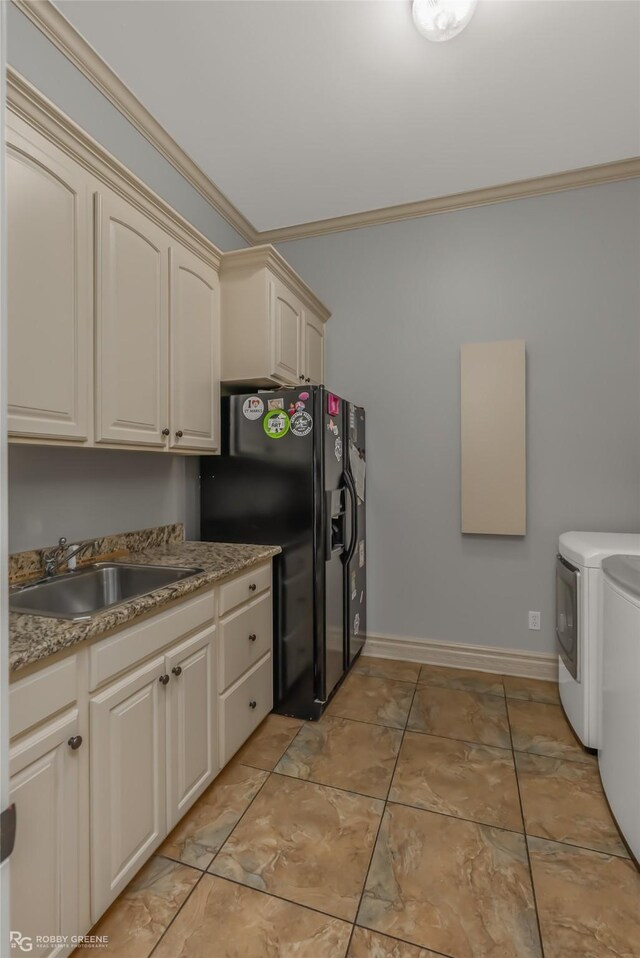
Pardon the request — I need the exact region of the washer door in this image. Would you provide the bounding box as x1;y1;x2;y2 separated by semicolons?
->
556;555;580;680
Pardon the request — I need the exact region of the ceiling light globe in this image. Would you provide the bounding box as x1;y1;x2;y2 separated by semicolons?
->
412;0;478;42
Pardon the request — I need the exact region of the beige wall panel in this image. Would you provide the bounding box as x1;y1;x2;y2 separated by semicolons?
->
460;340;526;536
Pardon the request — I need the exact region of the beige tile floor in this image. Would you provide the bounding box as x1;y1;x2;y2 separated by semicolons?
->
86;657;640;958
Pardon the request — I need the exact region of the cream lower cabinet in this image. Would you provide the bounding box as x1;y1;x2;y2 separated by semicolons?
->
9;709;85;958
89;622;217;918
218;562;274;765
6;113;91;442
8;563;272;942
221;245;330;388
89;654;167;919
165;627;217;828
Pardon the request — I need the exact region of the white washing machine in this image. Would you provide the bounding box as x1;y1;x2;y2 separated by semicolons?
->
556;532;640;750
599;554;640;861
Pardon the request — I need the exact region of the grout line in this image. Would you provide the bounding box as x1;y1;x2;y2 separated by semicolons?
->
507;695;547;958
270;766;391;804
385;797;526;838
147;867;208;958
348;684;418;939
524;832;634;863
200;869;362;925
405;724;515;752
148;762;279;958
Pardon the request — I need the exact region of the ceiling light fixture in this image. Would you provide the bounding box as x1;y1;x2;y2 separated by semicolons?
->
412;0;477;42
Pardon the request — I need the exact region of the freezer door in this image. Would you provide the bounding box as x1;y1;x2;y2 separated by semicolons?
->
345;403;366;665
320;389;347;701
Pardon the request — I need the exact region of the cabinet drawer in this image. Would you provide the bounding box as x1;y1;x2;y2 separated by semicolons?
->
219;593;272;692
219;654;273;765
89;591;215;690
218;562;271;616
10;655;78;740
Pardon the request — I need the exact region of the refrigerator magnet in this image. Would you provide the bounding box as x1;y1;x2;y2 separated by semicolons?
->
242;396;264;420
290;411;313;437
334;437;343;460
267;398;284;410
299;391;310;401
263;410;290;438
359;540;365;567
354;613;360;635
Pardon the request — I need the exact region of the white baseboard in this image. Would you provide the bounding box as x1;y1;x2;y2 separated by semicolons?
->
363;632;558;682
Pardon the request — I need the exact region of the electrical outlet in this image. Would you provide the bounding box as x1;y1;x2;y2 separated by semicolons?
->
528;611;541;631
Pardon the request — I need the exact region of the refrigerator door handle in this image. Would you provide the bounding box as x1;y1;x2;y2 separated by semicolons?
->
343;471;358;565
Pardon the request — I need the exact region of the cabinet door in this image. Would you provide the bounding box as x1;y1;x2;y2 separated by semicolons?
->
165;626;217;829
90;656;166;919
95;190;169;447
9;710;83;957
6;120;91;440
169;245;220;451
269;278;302;384
303;311;325;386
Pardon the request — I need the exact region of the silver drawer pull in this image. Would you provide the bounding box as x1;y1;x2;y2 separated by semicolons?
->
249;583;257;592
68;735;83;750
248;633;257;642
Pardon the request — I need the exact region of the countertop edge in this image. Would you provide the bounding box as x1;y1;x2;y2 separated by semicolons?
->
9;543;281;676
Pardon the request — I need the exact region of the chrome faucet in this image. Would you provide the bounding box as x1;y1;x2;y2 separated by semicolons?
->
43;537;89;577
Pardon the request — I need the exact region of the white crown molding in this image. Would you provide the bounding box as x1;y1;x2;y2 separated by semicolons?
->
7;67;223;270
259;156;640;244
11;0;259;246
221;244;331;321
364;632;558;681
12;1;640;250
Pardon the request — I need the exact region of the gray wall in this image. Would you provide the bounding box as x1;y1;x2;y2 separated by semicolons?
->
8;446;200;552
278;180;640;655
7;5;245;554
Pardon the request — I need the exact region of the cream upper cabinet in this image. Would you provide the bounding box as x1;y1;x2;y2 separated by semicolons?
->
220;245;330;388
6;116;91;441
270;278;303;384
302;310;325;386
9;710;84;957
169;245;220;451
95;190;169;447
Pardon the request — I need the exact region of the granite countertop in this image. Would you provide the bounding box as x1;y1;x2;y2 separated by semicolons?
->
10;539;281;675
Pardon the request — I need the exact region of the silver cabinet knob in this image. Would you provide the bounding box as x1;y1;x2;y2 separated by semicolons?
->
171;666;182;677
249;583;257;592
162;428;170;436
159;674;170;685
299;374;304;381
175;430;184;439
68;735;83;750
249;700;257;709
248;633;257;642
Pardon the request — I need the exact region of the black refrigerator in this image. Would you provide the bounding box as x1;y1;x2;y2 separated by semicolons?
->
201;385;366;720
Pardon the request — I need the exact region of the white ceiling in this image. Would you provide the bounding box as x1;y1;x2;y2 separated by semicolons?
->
54;0;640;232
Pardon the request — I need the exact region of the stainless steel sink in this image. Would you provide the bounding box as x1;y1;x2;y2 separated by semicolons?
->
9;562;204;621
